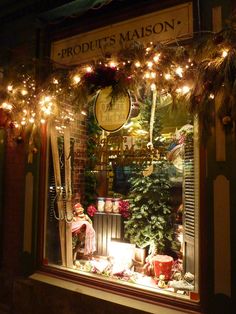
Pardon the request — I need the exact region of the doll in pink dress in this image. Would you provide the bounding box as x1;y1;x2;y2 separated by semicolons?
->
72;203;96;260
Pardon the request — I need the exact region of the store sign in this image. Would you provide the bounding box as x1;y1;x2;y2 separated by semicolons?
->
94;86;131;132
51;2;193;65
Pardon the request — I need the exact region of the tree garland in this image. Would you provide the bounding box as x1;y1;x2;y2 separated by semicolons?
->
1;15;236;146
189;14;236;139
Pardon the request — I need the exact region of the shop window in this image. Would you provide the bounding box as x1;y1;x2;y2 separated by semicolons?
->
43;88;200;303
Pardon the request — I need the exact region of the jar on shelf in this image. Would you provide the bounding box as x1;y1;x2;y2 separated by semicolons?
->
112;198;120;213
97;197;105;212
104;197;113;213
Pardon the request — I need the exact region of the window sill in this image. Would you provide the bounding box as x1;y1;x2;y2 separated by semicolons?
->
30;270;202;314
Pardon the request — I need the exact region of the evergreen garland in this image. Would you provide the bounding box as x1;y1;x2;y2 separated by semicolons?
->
189;14;236;139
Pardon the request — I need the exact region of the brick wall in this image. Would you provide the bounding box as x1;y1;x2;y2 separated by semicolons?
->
0;132;26;306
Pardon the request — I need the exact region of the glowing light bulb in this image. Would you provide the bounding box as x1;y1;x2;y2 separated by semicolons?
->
147;61;153;68
44;96;51;102
7;85;13;91
73;75;81;84
164;73;171;80
209;93;215;99
53;78;59;84
21;89;28;96
43;107;51;115
151;72;156;78
40;119;46;124
145;72;150;79
222;50;228;58
175;67;183;77
81;110;87;116
153;54;160;63
109;61;117;68
151;83;156;91
1;102;13;110
86;66;92;73
135;61;141;68
29;117;35;123
182;85;190;94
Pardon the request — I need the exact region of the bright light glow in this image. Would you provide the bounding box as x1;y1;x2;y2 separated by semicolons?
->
86;66;92;73
109;61;117;68
151;83;156;91
53;78;59;84
108;241;135;270
43;107;51;115
222;50;228;58
175;66;183;77
182;85;190;94
73;75;81;84
40;119;46;124
209;93;215;99
1;102;13;110
164;73;171;80
153;53;160;63
21;89;28;96
150;72;156;78
7;85;13;91
81;110;87;116
29;117;35;123
39;96;51;105
145;72;150;79
45;96;51;102
176;88;182;94
147;61;153;68
135;61;141;68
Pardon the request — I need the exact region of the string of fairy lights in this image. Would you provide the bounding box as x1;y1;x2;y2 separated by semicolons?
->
0;38;233;142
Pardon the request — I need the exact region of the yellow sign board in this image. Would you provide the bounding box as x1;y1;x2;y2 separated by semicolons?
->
51;2;193;65
94;86;131;132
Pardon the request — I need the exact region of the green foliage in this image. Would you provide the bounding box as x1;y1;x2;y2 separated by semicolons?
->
124;160;175;254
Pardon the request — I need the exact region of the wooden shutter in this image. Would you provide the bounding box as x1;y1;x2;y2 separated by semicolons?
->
183;134;195;274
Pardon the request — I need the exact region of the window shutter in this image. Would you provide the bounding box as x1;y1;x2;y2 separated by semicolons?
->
183;135;195;274
184;136;195;239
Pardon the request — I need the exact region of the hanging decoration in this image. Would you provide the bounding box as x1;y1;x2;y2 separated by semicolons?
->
189;14;236;139
1;13;236;147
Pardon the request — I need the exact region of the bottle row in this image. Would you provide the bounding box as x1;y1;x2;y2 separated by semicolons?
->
97;197;120;213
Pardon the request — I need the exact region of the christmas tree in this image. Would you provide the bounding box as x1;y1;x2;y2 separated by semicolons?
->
124;95;176;256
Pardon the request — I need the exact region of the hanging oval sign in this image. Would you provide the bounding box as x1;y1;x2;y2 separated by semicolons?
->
94;86;131;132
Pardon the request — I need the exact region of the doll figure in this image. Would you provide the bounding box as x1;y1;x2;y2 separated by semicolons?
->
73;203;92;224
72;203;96;260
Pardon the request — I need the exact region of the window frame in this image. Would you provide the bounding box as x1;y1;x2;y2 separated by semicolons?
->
35;114;208;314
35;1;212;312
